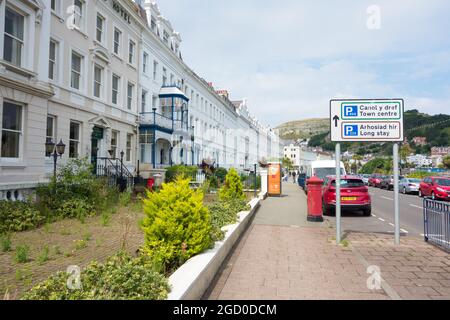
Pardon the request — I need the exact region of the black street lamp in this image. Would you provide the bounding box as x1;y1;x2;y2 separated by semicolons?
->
191;125;195;165
45;139;66;182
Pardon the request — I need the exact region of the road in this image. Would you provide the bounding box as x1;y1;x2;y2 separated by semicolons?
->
324;185;426;239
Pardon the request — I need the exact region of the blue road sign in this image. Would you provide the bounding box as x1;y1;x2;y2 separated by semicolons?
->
344;124;358;136
343;105;358;117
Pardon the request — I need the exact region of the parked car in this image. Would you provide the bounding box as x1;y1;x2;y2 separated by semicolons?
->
399;178;421;194
322;175;372;216
360;174;370;186
368;174;383;187
380;175;405;190
419;177;450;200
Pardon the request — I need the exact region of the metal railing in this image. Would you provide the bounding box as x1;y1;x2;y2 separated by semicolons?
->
96;157;134;192
423;198;450;251
139;112;189;132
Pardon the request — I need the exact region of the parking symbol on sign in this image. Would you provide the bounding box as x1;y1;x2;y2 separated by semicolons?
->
344;125;358;137
344;105;358;117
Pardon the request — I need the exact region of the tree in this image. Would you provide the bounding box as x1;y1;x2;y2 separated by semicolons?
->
219;168;246;201
141;177;212;273
443;156;450;169
281;157;293;171
400;144;413;168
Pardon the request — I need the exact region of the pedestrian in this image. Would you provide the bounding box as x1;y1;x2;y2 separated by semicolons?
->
292;171;297;183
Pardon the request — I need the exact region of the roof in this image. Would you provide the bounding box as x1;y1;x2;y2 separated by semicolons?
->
159;86;189;100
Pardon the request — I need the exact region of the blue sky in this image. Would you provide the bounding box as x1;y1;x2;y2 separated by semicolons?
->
156;0;450;127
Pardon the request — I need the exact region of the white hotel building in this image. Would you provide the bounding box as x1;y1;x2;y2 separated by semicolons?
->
0;0;282;199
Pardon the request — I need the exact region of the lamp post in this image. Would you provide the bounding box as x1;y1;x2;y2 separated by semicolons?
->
152;107;157;169
254;163;257;198
45;139;66;182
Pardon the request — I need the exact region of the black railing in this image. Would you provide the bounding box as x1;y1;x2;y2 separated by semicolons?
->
96;157;134;192
423;199;450;252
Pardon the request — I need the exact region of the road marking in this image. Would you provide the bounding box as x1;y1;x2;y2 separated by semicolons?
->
372;214;377;217
409;204;422;209
401;229;409;234
378;218;385;222
381;196;394;201
389;223;395;227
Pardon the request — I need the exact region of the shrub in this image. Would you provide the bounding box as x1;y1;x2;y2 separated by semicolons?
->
208;199;250;242
119;192;131;207
55;199;95;221
15;245;30;263
22;253;170;300
1;234;12;252
219;168;246;202
141;177;212;273
214;167;228;184
0;201;45;234
165;165;198;182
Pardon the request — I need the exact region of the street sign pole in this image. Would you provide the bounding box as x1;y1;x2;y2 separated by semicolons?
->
393;143;400;245
335;143;341;245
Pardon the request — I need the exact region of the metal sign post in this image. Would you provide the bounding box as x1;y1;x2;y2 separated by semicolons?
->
393;143;400;245
330;99;404;245
335;143;341;244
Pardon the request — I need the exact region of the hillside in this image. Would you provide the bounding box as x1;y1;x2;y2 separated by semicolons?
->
300;110;450;155
275;118;328;140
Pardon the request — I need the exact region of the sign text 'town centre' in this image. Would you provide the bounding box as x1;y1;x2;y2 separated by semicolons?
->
330;99;404;142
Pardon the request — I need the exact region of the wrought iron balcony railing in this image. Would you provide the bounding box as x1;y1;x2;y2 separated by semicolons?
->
139;111;189;133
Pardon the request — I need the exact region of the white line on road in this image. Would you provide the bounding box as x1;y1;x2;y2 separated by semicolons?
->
381;196;394;201
401;229;409;233
389;223;395;227
378;218;385;222
409;204;423;210
372;214;377;217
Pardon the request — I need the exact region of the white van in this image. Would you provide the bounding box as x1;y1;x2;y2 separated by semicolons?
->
305;160;346;192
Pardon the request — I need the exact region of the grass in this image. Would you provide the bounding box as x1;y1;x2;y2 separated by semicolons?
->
1;234;12;252
340;239;350;248
43;223;52;234
74;240;88;251
82;232;92;242
37;246;50;265
101;212;111;226
60;229;71;236
15;245;30;263
53;245;62;255
15;269;33;286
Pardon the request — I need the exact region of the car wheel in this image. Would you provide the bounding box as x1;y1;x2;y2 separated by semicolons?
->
363;207;372;216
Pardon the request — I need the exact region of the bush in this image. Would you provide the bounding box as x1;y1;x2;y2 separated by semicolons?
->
407;171;434;179
219;168;246;202
22;252;170;300
208;199;250;241
214;167;228;184
55;199;95;221
1;234;12;252
0;201;45;234
165;165;198;182
141;177;212;273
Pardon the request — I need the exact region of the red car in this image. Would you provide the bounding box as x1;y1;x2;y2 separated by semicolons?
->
368;174;384;188
419;177;450;201
322;175;372;216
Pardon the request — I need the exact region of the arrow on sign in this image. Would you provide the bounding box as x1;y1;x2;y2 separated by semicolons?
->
333;115;340;127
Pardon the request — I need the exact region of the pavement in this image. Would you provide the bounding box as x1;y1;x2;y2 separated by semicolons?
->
204;182;450;300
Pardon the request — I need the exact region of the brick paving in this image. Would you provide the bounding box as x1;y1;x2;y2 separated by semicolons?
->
0;207;144;299
205;183;450;300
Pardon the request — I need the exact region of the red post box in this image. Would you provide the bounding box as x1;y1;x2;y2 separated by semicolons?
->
307;176;324;222
146;178;155;191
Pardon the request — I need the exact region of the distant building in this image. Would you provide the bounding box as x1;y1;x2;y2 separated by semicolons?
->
407;154;433;167
284;144;301;169
412;137;427;146
431;147;450;157
431;155;444;167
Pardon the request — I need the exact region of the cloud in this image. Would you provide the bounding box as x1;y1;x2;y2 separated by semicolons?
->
156;0;450;126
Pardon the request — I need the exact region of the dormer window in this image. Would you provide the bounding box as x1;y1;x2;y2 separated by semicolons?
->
3;7;24;67
163;30;169;44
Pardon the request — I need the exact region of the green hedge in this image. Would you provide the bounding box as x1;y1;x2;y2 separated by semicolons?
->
22;253;169;300
208;199;250;242
165;165;198;182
